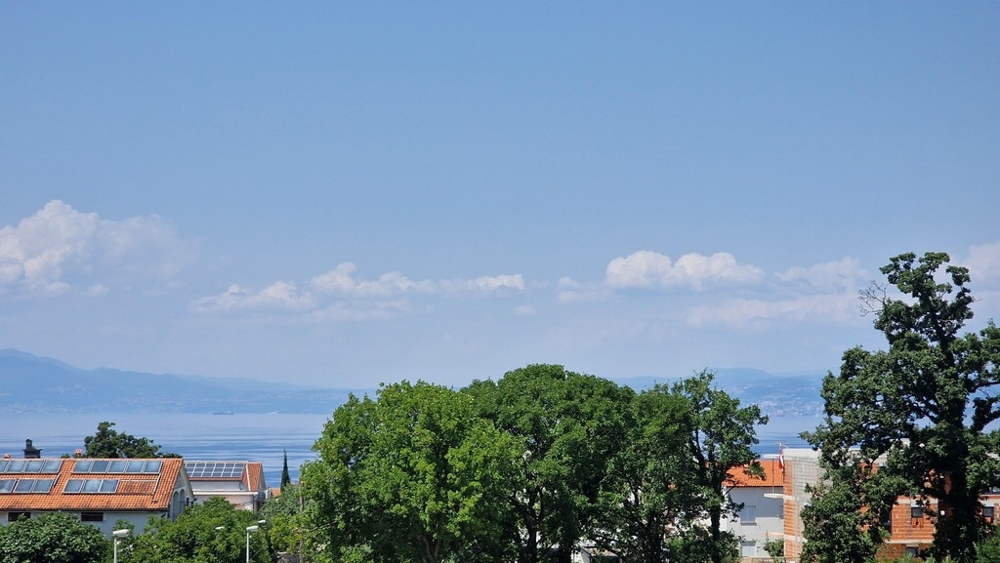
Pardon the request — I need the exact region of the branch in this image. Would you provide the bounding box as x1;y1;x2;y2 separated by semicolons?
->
859;281;888;317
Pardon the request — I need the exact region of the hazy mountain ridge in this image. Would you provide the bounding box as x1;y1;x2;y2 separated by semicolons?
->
0;349;359;414
0;349;826;416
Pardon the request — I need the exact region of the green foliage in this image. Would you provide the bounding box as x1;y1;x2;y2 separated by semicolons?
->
83;421;173;458
281;449;292;488
299;364;768;563
123;497;268;563
304;380;520;563
804;252;1000;563
676;369;768;563
464;364;635;563
763;538;784;561
0;511;108;563
259;482;306;557
978;534;1000;563
590;384;698;563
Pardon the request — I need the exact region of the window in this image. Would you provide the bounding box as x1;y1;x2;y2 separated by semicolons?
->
740;504;757;524
80;512;104;522
984;505;995;520
911;505;923;519
906;546;919;557
8;512;29;522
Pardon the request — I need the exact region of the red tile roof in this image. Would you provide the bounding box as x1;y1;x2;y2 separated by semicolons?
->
725;459;784;488
0;458;182;512
185;460;266;493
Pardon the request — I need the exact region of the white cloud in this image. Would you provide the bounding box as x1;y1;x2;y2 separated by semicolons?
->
686;292;860;330
605;250;764;291
513;305;536;316
192;282;315;313
775;257;867;291
556;277;613;303
0;200;194;295
963;241;1000;284
439;274;525;295
198;264;525;317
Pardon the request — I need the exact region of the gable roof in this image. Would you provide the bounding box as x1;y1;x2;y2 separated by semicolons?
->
0;458;184;512
184;460;266;492
725;459;783;488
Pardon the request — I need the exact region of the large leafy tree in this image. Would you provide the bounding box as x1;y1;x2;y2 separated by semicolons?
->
805;252;1000;563
676;370;768;563
464;364;634;563
125;497;267;563
83;421;174;458
303;380;520;563
0;511;108;563
590;384;700;563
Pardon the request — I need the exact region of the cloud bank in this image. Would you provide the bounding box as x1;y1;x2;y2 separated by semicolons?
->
605;251;765;290
194;262;525;318
0;200;194;296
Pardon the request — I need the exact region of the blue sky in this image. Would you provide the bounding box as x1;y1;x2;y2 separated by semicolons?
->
2;3;998;388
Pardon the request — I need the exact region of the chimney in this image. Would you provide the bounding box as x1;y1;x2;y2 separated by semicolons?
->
23;439;41;459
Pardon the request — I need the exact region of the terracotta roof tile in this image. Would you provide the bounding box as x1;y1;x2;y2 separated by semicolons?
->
725;459;784;488
0;458;183;512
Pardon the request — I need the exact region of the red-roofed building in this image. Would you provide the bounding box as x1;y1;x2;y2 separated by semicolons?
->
722;459;785;560
0;456;193;535
185;460;267;512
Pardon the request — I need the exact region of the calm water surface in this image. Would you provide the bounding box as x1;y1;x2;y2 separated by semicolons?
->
3;413;331;487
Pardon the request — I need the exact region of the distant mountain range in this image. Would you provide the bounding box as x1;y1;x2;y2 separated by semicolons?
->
0;349;826;416
0;349;359;414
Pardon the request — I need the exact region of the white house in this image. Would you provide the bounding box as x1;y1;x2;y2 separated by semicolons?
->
0;452;193;535
185;460;267;512
721;459;785;560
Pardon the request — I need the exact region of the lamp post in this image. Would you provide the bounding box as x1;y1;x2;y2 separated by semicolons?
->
112;529;130;563
245;525;259;563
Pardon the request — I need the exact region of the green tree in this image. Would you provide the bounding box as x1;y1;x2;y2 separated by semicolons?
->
465;364;634;563
125;497;266;563
798;460;892;563
804;252;1000;563
676;369;768;563
83;421;174;458
281;449;292;488
0;511;108;563
303;381;520;563
259;482;306;561
590;384;699;563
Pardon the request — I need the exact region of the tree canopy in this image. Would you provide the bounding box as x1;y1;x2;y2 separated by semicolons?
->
83;421;174;458
123;497;269;563
304;380;520;563
804;252;1000;563
0;511;108;563
300;364;767;563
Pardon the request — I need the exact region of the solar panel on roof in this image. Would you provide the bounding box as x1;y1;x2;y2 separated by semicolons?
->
33;479;54;493
185;461;246;478
0;480;14;493
73;460;93;473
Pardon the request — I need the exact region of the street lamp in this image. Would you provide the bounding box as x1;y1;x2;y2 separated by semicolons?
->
112;529;130;563
245;525;259;563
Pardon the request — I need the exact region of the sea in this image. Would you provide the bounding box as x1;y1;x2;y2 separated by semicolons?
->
2;413;821;487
